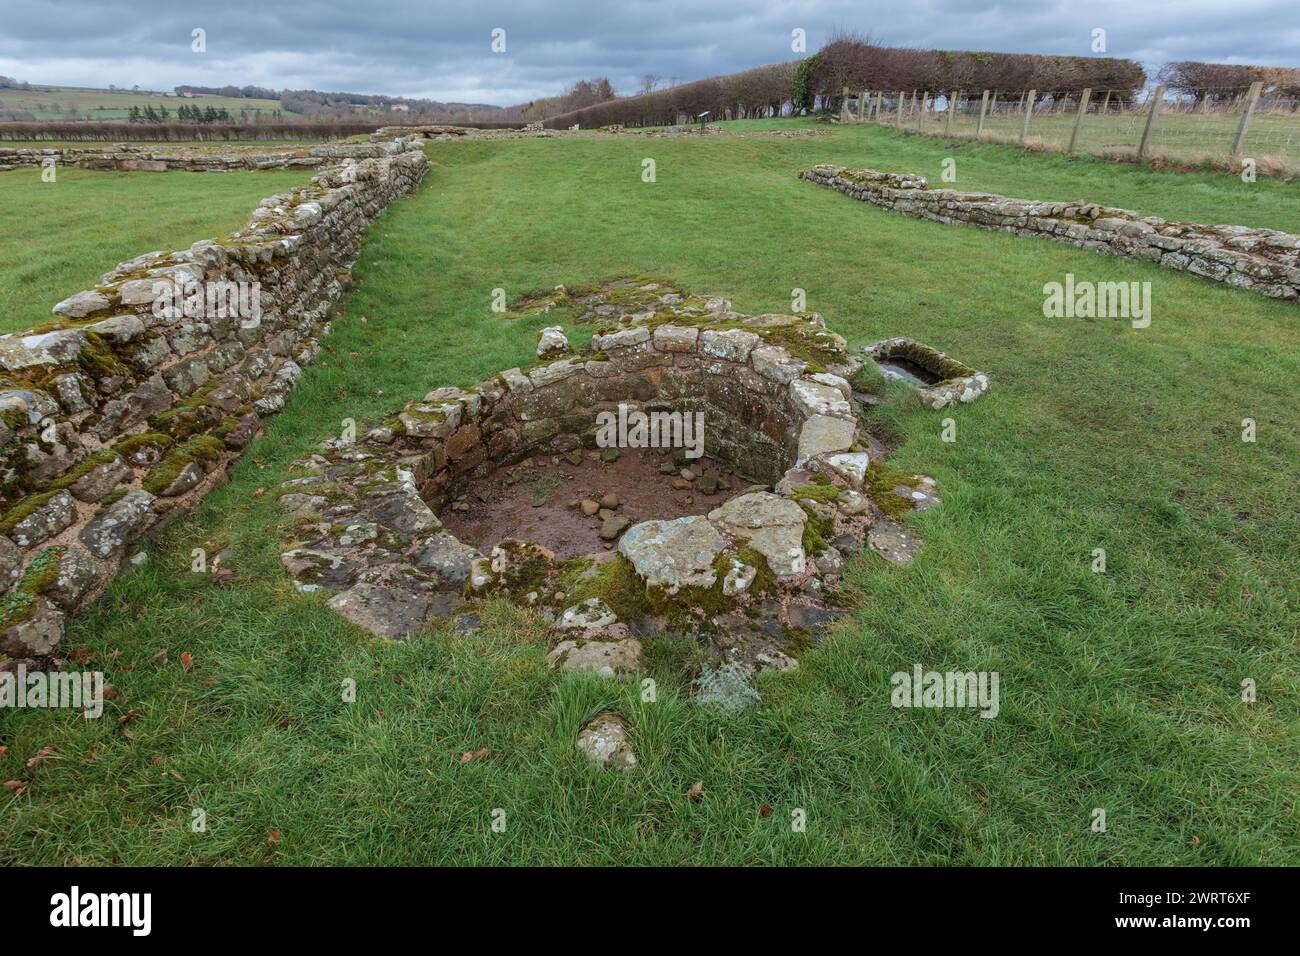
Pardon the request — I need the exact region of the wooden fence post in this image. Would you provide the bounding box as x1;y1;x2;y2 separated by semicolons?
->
1100;90;1111;114
841;86;850;122
1068;87;1091;155
917;91;928;130
945;90;961;135
1020;89;1036;143
896;92;905;128
976;89;990;137
875;91;883;123
859;89;868;122
1137;84;1166;160
1231;81;1264;157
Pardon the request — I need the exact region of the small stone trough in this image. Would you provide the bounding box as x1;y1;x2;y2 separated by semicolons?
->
276;281;944;671
863;337;989;409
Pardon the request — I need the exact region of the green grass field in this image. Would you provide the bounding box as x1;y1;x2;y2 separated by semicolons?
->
0;167;313;334
1;123;1296;865
0;85;282;120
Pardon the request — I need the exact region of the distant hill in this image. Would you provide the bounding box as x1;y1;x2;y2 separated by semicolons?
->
0;79;505;123
0;82;284;121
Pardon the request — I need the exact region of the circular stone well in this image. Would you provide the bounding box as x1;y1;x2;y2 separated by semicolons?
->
275;279;940;665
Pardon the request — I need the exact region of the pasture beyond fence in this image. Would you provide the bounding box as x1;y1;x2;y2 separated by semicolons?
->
837;84;1298;174
0;119;526;142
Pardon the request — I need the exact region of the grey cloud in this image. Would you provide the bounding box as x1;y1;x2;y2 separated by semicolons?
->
1;1;1294;104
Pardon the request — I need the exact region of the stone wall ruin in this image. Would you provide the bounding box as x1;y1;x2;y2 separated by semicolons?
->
801;165;1300;301
0;139;429;664
273;281;942;668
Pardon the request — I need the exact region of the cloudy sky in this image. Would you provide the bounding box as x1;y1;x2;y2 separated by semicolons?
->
2;0;1296;105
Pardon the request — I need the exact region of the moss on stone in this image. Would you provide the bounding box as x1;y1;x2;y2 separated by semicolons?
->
792;480;842;505
115;432;174;458
798;502;832;555
152;393;222;439
17;545;65;595
141;433;224;495
0;489;58;537
76;330;129;382
733;545;776;596
563;554;653;621
864;461;923;519
753;325;841;372
0;590;37;630
45;448;117;494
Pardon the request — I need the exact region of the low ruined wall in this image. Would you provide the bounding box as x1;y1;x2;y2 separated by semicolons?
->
0;142;406;173
275;295;872;639
0;139;429;663
800;165;1300;301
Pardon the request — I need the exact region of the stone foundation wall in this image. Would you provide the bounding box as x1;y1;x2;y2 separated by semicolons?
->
275;293;875;640
0;139;429;663
800;165;1300;301
0;142;410;173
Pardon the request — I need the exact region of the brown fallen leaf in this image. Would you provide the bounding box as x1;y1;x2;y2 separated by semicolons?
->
759;804;773;817
180;652;194;671
267;829;282;847
0;745;7;758
106;649;122;662
687;781;704;802
68;646;96;665
152;649;168;666
252;487;265;497
460;746;489;764
26;746;61;772
3;780;28;796
211;568;235;587
117;709;139;726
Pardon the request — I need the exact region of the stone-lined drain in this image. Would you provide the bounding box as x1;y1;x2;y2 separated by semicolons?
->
863;337;989;409
277;280;947;669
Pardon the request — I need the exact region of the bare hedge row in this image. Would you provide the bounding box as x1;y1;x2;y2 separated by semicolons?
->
544;41;1152;128
1156;61;1300;102
807;40;1148;102
545;62;799;128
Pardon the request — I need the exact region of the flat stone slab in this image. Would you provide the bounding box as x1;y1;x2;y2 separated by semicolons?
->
326;583;431;639
546;637;644;676
708;491;808;577
618;515;726;589
796;415;856;466
867;518;922;565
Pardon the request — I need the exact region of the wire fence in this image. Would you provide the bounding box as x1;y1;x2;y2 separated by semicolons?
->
839;84;1299;174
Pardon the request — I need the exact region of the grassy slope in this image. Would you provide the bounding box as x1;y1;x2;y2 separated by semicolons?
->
0;86;282;120
0;168;313;334
1;125;1296;865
